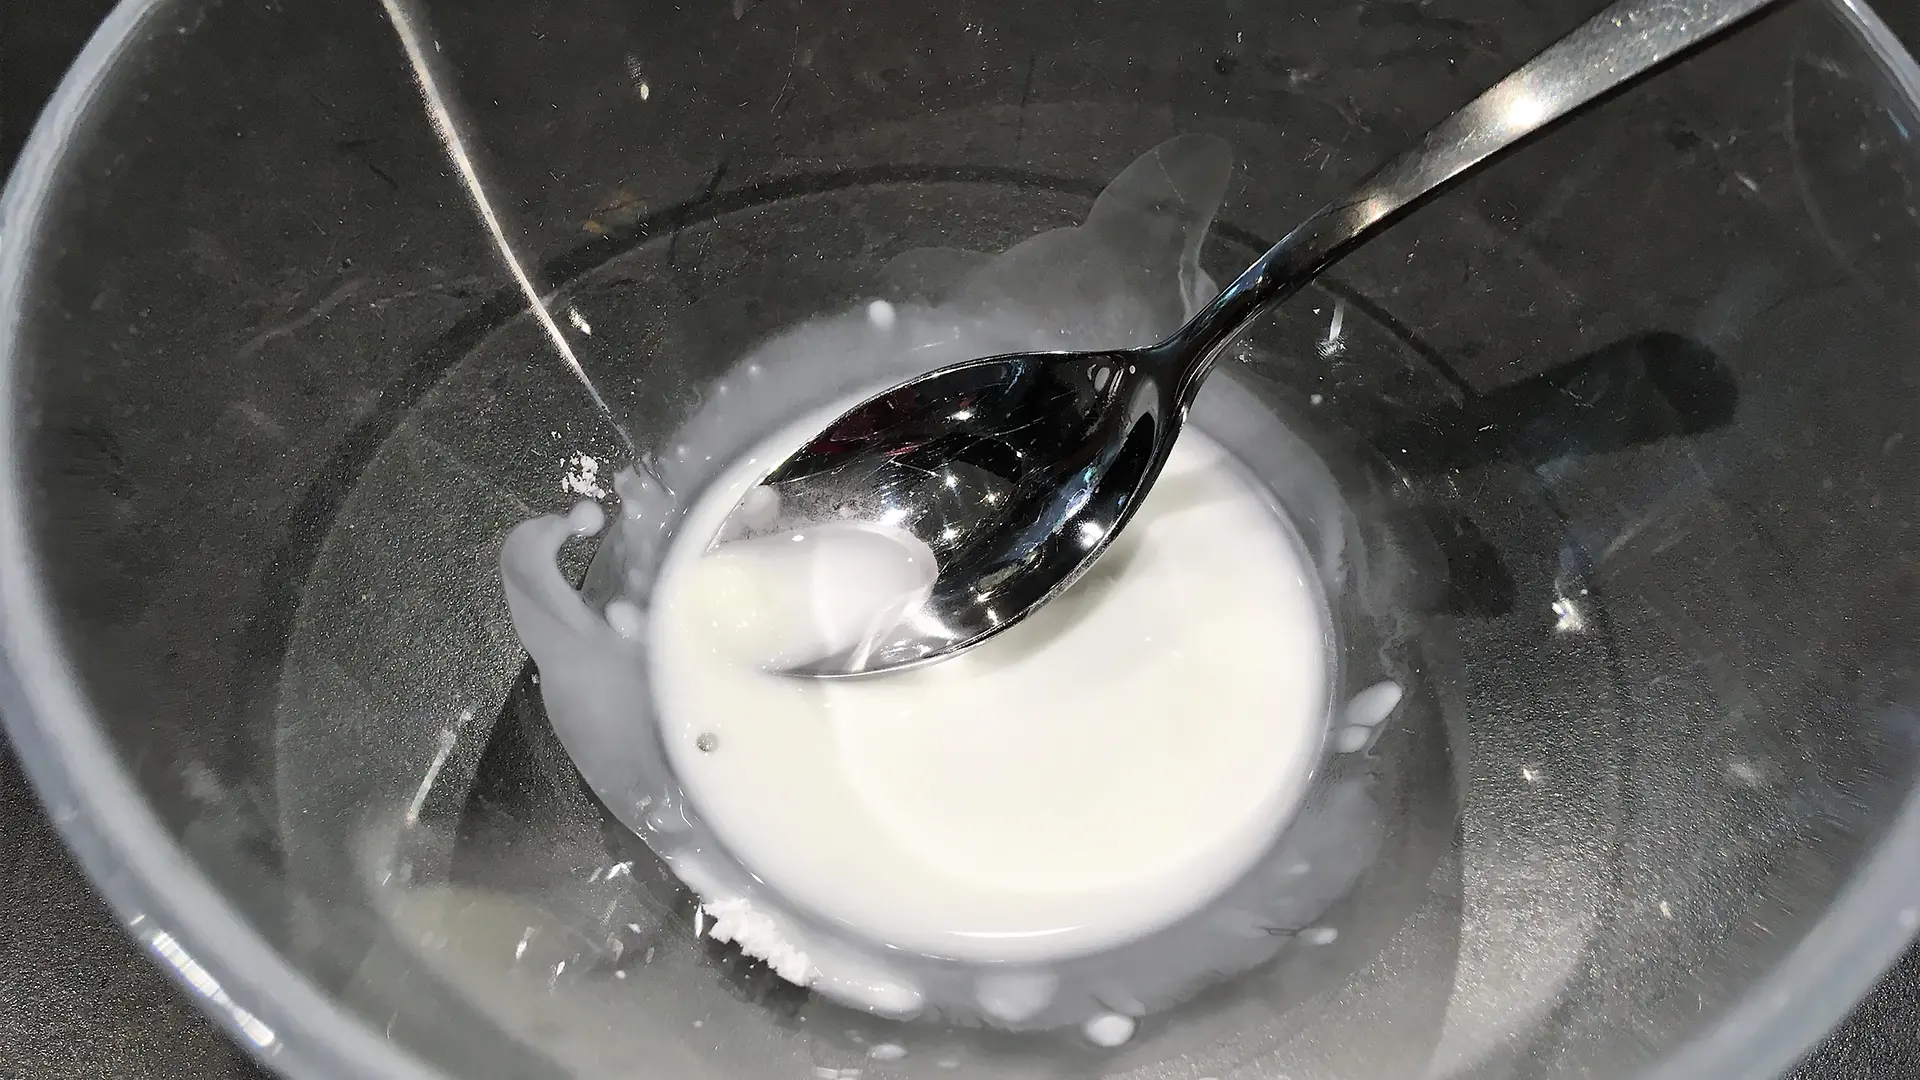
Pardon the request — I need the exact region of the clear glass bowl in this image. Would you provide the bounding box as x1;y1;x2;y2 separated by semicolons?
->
4;0;1920;1077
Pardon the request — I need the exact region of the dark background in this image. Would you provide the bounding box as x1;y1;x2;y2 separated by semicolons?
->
2;2;1918;1078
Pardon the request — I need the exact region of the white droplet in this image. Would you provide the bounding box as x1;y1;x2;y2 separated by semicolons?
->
868;1043;907;1061
605;600;644;639
567;499;606;534
1334;726;1370;754
1302;926;1338;946
1552;596;1587;633
975;972;1057;1023
1083;1013;1136;1047
1342;680;1403;729
867;300;897;329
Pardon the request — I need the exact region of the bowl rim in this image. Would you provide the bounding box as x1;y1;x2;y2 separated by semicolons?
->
2;1;1918;1078
0;3;458;1077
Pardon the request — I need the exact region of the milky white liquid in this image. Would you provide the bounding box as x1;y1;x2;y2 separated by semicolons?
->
650;417;1331;966
500;135;1403;1033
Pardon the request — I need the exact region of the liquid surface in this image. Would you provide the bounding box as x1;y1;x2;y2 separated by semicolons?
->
499;135;1395;1031
651;417;1330;963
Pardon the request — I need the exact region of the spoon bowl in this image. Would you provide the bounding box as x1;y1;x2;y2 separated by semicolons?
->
753;343;1182;676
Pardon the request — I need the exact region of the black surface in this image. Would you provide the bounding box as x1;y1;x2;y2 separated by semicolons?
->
1;2;1917;1079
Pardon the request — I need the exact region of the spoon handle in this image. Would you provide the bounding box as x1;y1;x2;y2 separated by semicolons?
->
1162;0;1780;396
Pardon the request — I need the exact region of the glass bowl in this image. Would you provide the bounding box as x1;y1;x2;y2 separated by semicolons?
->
4;0;1920;1077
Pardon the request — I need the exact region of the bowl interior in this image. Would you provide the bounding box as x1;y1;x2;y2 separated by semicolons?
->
6;0;1920;1077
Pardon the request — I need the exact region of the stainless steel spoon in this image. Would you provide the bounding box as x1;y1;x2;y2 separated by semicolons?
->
729;0;1778;677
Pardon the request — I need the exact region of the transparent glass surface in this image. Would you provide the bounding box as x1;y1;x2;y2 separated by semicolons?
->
3;0;1920;1078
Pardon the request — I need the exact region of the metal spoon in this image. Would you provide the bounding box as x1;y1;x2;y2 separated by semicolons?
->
730;0;1777;677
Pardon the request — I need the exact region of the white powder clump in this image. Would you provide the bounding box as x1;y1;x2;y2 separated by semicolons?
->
702;896;814;984
562;452;608;499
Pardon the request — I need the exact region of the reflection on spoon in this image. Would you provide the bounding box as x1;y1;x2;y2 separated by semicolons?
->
721;0;1781;678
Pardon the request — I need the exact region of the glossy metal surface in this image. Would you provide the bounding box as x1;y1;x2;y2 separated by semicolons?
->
742;0;1781;677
